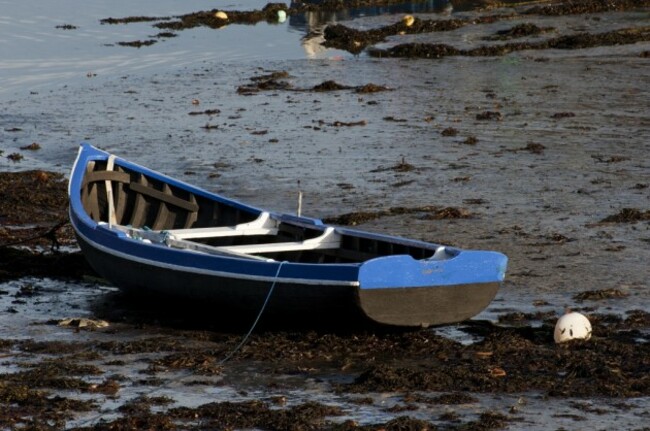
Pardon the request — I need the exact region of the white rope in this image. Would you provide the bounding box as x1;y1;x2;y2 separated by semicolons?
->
73;260;287;427
105;155;117;226
219;260;286;364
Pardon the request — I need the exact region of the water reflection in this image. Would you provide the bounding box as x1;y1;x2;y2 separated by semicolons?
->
289;0;453;57
289;0;452;31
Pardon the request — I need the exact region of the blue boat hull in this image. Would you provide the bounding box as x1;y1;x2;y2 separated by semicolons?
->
68;144;507;328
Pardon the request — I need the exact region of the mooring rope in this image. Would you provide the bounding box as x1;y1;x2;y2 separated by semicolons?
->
219;260;286;364
73;259;286;427
0;219;68;250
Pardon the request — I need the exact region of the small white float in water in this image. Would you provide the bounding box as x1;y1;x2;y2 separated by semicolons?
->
214;11;228;20
554;311;592;343
277;10;287;23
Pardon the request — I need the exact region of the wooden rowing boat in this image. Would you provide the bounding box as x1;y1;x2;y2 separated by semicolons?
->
68;143;507;328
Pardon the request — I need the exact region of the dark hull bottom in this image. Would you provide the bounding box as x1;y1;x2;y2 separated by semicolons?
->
77;235;499;329
76;235;369;329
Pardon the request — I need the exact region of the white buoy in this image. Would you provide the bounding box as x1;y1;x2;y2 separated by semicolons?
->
277;10;287;23
554;311;592;343
214;11;228;20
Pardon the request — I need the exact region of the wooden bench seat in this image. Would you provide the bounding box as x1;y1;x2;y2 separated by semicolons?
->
213;227;341;255
106;220;341;260
163;212;277;239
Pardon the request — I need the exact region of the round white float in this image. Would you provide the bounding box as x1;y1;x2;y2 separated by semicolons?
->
554;311;592;343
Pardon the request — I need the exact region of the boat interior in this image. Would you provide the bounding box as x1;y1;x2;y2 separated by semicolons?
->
79;158;448;263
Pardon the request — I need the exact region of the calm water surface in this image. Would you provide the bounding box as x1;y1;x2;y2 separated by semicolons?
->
0;0;306;96
0;0;451;96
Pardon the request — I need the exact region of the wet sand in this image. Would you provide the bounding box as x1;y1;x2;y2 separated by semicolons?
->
1;0;650;429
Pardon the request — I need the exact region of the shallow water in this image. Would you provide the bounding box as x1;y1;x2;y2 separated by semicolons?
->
0;0;453;97
0;0;282;95
1;0;649;429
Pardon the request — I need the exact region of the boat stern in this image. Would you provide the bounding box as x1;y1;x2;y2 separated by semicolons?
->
356;251;507;327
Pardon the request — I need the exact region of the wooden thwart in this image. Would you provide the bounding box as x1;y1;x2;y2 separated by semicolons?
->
164;211;278;239
214;227;341;255
164;237;273;261
106;214;341;260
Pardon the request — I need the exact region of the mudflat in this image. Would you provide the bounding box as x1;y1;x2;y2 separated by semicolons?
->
1;0;649;429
